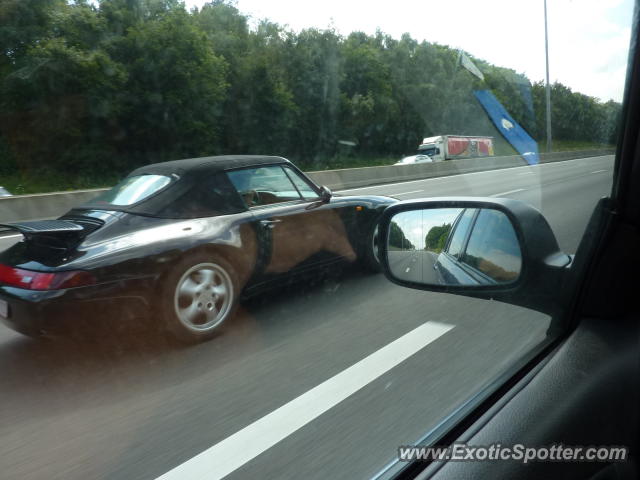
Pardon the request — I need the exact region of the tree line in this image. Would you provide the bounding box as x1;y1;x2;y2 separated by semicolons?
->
0;0;623;179
424;224;452;253
388;221;415;250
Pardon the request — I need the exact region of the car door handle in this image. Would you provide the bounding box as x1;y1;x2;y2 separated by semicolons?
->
260;219;282;228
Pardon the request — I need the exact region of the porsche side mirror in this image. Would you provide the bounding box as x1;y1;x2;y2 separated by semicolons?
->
378;197;572;315
320;185;332;203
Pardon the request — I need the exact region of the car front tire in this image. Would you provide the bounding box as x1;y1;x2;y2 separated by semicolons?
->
359;224;382;273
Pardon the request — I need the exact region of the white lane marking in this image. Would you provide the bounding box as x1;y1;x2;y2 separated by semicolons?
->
518;171;535;175
405;267;411;273
393;190;423;196
0;234;22;239
591;169;607;174
491;188;525;197
337;155;613;193
156;321;455;480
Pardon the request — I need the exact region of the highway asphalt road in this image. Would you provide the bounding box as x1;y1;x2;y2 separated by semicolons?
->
0;155;614;480
387;250;441;285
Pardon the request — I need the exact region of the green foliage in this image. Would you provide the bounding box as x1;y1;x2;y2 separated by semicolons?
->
424;223;452;253
0;0;623;190
0;0;66;74
532;82;622;150
107;7;228;164
1;170;119;195
388;221;415;250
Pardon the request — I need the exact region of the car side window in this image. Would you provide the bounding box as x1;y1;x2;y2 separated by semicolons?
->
282;167;320;201
445;208;476;258
461;209;522;283
227;165;303;207
157;173;246;218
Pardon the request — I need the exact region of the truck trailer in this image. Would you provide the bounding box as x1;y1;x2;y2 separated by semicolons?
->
417;135;494;161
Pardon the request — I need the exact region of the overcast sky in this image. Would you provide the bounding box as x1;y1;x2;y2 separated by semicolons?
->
184;0;633;103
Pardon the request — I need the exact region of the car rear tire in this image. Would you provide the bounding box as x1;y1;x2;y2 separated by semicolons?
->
159;253;239;343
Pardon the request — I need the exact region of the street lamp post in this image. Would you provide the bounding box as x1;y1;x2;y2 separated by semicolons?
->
544;0;552;153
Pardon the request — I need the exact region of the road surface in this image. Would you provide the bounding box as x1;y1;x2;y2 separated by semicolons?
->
0;155;614;480
387;250;441;285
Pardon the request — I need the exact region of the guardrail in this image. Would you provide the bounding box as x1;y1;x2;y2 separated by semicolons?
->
311;148;614;190
0;148;614;224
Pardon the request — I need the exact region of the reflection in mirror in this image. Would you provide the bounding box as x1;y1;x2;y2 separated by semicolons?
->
386;208;522;286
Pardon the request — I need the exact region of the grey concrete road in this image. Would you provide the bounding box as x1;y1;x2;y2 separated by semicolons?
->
0;155;614;480
388;250;440;285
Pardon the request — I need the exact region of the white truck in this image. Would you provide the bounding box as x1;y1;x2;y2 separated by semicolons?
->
417;135;494;162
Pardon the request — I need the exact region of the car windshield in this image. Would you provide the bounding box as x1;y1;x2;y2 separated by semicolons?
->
90;174;172;206
418;147;436;155
0;1;634;480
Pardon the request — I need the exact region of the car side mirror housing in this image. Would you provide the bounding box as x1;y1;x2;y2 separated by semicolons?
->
378;197;572;315
320;185;332;203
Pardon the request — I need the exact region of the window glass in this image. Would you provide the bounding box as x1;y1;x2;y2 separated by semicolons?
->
158;173;245;218
462;209;522;282
283;167;320;200
0;1;633;480
91;175;171;206
227;165;302;207
418;147;440;156
445;208;476;258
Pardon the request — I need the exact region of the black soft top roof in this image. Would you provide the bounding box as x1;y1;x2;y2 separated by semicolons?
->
129;155;291;179
77;155;293;218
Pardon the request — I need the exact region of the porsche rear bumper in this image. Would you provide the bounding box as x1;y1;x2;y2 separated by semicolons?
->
0;277;156;336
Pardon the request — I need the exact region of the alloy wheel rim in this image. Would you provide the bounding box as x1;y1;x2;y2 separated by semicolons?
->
173;263;233;333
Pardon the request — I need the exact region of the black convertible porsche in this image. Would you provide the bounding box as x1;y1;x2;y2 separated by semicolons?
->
0;155;395;341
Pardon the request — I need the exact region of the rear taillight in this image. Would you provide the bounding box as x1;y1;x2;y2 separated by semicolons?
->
0;264;95;290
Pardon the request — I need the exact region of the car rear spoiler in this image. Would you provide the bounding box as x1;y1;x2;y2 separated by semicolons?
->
0;220;84;235
0;219;101;251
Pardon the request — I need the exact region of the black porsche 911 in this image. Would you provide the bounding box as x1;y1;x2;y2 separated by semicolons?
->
0;155;395;341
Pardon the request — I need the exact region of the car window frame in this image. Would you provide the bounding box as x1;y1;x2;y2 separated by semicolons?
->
281;165;321;201
225;164;318;211
439;209;495;285
443;208;478;259
384;18;640;472
454;257;497;285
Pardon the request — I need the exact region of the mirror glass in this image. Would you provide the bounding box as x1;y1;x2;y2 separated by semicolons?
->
386;208;522;286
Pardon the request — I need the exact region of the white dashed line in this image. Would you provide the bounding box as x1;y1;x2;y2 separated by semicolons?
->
491;188;525;197
393;190;424;196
